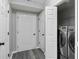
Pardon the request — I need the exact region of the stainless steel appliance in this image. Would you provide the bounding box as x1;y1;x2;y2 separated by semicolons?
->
58;26;75;59
68;26;75;59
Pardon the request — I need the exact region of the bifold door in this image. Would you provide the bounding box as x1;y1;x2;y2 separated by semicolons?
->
16;12;37;51
45;6;57;59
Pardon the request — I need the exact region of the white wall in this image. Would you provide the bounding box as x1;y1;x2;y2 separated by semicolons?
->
10;0;45;6
58;6;75;27
46;0;65;6
10;0;43;8
46;0;58;6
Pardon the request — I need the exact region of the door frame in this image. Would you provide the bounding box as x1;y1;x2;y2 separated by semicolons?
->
54;0;78;59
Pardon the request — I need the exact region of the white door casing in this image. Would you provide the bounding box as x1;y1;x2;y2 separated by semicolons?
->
16;12;37;51
39;10;45;52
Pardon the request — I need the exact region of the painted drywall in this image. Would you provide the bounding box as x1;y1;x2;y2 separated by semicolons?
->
39;10;45;52
58;6;75;27
46;0;65;6
11;0;45;5
46;0;58;6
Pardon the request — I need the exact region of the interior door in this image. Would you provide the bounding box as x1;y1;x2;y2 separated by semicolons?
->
0;0;9;59
16;12;37;51
45;6;57;59
0;13;9;59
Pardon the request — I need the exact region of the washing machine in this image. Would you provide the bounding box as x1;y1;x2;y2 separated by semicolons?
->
68;26;75;59
58;26;68;59
58;26;75;59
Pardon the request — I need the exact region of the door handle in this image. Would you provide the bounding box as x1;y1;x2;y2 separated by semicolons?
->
33;33;36;36
0;43;5;46
42;34;45;36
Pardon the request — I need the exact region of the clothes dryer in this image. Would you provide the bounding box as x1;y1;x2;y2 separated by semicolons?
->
58;26;75;59
58;26;68;59
68;26;75;59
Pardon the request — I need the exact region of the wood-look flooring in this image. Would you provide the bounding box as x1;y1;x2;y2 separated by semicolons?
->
12;48;45;59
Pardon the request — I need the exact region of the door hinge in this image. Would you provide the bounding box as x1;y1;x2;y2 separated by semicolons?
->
8;53;11;57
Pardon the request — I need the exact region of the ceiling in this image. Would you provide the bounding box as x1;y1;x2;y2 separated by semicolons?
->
11;0;46;5
31;0;46;4
10;0;44;13
58;0;75;11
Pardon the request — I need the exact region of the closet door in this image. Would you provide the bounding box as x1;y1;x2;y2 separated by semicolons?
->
45;6;57;59
16;12;37;51
0;0;9;59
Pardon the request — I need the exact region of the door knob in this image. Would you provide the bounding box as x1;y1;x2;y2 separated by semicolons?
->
0;43;5;46
42;34;45;36
33;33;36;36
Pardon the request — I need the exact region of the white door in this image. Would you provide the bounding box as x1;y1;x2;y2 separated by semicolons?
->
16;12;37;51
0;13;9;59
0;0;9;59
45;7;57;59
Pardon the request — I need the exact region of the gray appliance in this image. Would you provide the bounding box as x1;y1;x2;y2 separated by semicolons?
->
58;26;75;59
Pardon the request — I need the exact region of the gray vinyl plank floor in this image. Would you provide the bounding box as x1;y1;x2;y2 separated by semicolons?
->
32;48;45;59
12;48;45;59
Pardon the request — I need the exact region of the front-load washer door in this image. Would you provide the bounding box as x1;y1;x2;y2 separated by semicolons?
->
68;31;75;59
69;32;75;53
59;31;68;59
